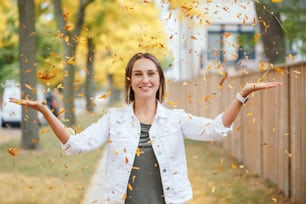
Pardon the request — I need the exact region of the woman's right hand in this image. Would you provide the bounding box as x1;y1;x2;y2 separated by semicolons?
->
9;97;47;113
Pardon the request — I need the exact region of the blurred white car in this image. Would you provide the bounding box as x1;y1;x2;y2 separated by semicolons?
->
1;81;46;127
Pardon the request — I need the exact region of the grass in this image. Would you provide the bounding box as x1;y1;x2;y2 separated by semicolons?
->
0;112;298;204
185;140;297;204
0;111;104;204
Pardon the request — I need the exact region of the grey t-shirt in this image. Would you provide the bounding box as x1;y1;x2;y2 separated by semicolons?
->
125;123;165;204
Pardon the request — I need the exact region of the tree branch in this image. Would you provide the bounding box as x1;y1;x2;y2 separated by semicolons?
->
73;0;94;37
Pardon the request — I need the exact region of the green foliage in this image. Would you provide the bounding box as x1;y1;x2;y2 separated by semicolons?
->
0;3;19;89
259;0;306;54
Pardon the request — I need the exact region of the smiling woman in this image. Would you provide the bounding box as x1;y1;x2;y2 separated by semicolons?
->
9;52;281;204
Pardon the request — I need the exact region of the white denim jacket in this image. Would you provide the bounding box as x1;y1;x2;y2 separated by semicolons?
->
61;102;232;204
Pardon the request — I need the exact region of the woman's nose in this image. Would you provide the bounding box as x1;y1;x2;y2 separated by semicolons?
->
142;74;149;83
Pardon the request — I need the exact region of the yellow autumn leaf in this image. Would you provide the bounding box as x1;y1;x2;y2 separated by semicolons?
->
128;183;133;191
231;163;238;169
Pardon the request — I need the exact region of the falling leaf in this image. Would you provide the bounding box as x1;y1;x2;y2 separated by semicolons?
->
192;155;198;159
64;25;72;30
37;69;57;80
273;67;284;75
32;138;39;143
253;33;260;43
293;70;301;75
272;0;282;2
57;108;65;116
125;157;129;164
25;83;33;90
187;95;192;104
217;164;222;171
222;32;231;38
24;69;32;73
136;148;144;157
122;193;127;201
128;183;133;191
218;72;228;87
98;90;111;99
166;101;176;107
132;166;140;170
231;163;238;169
40;128;49;134
204;95;211;102
132;175;136;183
66;57;76;65
182;81;188;86
190;36;197;40
285;150;292;157
7;147;19;156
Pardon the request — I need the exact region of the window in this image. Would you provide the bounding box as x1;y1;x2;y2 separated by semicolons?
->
207;24;255;63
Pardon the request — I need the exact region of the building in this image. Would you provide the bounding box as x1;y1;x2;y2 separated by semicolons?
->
158;0;263;81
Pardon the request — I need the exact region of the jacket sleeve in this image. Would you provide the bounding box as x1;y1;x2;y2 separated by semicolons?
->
61;112;111;155
177;110;233;141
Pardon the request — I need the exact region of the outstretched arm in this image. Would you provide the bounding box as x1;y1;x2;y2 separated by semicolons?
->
9;98;70;144
222;81;282;127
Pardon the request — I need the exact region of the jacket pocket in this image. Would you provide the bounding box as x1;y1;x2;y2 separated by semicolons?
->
159;126;180;156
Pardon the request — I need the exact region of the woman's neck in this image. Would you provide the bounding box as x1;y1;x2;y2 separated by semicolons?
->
133;99;157;124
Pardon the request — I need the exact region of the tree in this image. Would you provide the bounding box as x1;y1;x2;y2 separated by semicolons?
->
279;0;306;55
91;0;170;91
255;1;286;64
53;0;93;126
0;2;19;91
84;35;95;112
18;0;39;149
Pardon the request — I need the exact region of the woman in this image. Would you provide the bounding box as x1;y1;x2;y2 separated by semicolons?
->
10;52;281;204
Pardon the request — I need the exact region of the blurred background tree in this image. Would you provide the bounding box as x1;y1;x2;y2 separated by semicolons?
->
254;0;305;64
18;0;40;149
0;2;19;93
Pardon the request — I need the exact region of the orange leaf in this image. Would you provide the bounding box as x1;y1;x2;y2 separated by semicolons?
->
32;138;39;143
128;183;133;191
253;33;260;43
7;147;19;156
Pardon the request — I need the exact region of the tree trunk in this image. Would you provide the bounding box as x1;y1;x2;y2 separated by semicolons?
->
18;0;39;149
85;37;95;112
255;2;286;64
53;0;93;126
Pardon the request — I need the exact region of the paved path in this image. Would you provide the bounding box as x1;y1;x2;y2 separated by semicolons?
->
83;150;107;204
0;127;21;144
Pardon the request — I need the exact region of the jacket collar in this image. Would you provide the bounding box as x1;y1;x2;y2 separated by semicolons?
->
124;101;168;120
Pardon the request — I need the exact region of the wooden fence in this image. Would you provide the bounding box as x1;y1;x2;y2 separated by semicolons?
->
167;61;306;203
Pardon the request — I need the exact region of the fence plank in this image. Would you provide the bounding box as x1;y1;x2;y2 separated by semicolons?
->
167;61;306;202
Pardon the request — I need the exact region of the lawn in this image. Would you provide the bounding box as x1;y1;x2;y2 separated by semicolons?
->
0;111;297;204
185;140;296;204
0;111;104;204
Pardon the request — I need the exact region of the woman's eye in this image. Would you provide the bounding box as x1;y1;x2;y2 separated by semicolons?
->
148;72;156;76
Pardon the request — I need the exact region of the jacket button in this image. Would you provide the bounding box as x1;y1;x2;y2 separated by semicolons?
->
166;187;170;191
163;169;167;172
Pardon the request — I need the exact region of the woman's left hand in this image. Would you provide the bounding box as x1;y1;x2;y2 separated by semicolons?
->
240;81;282;97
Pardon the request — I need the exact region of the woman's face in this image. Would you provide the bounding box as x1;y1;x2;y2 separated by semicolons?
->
130;58;160;101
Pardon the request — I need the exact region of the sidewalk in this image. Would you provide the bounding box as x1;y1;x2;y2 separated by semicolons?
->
83;150;107;204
